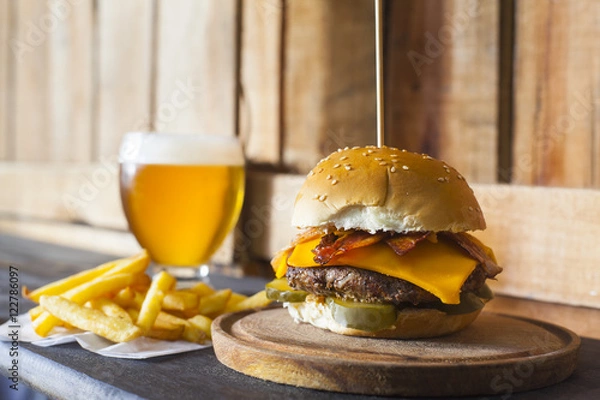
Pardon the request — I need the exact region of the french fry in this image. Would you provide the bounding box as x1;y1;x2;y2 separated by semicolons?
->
130;273;152;290
64;273;141;305
127;308;139;321
136;271;176;332
152;314;182;331
33;273;142;337
145;326;184;341
197;289;232;318
180;322;206;343
113;287;135;308
86;298;131;322
156;312;206;343
28;305;43;320
25;260;117;303
26;250;149;303
32;311;63;337
187;314;213;340
26;248;275;343
162;291;199;311
103;250;150;277
226;290;272;313
40;295;142;342
224;292;248;313
186;282;215;297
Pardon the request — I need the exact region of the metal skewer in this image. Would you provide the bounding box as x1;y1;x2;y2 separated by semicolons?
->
374;0;385;148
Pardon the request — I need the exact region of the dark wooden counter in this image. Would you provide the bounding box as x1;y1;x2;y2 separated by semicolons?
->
1;234;599;400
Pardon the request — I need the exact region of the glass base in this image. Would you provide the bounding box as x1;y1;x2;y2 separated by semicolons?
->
150;263;211;286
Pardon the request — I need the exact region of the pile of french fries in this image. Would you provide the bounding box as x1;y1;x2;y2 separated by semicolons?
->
24;250;272;343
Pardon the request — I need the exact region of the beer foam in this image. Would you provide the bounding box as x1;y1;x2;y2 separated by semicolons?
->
119;132;244;165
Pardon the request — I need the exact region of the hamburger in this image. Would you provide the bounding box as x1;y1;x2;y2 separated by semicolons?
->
267;146;502;338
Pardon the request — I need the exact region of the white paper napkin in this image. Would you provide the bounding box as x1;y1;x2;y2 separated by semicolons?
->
0;313;210;359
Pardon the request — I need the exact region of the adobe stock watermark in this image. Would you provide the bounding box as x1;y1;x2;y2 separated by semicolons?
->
9;0;85;63
322;126;362;155
62;77;201;218
512;89;598;181
133;78;203;132
234;178;298;261
257;0;283;23
407;0;481;76
482;332;560;400
474;88;598;217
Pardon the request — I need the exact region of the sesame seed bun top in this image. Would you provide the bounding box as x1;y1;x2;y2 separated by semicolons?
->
291;146;486;233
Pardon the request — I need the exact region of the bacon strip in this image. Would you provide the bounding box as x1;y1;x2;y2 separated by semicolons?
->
385;231;430;256
441;232;503;278
312;230;390;265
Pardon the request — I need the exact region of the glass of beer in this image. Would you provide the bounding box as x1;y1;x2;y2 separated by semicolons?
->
118;132;245;280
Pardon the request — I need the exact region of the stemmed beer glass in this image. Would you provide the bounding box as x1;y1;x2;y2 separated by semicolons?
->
118;132;245;280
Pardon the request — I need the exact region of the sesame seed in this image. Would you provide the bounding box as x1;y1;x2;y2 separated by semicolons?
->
319;194;327;201
367;149;374;153
457;174;464;180
444;167;451;173
340;156;348;161
390;166;397;173
390;154;399;158
344;165;352;171
379;161;387;166
468;206;474;211
331;180;338;185
308;170;315;176
313;194;319;199
318;168;324;173
445;177;450;182
326;174;332;180
401;149;407;152
391;159;399;163
402;165;409;170
352;146;360;149
333;164;341;168
437;177;445;182
362;152;369;156
374;157;382;161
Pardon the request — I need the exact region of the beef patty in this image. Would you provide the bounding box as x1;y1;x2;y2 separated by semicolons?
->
287;265;487;306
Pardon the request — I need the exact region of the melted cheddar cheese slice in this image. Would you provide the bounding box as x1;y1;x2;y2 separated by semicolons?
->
284;237;478;305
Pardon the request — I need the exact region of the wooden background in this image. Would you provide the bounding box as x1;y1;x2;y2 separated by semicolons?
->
0;1;599;315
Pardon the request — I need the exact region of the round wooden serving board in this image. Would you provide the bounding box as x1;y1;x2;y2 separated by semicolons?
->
212;308;580;397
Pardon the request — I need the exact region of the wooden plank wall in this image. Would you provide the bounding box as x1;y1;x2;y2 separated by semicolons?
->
239;0;283;164
13;0;93;162
0;1;599;302
385;0;499;183
282;0;377;172
512;0;600;187
2;0;598;180
96;0;154;159
0;0;239;264
0;0;8;159
155;0;238;136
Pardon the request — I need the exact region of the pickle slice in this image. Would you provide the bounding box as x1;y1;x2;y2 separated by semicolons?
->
326;297;398;332
431;284;494;315
265;278;308;303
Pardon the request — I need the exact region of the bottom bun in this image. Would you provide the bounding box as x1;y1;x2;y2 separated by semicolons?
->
285;297;482;339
